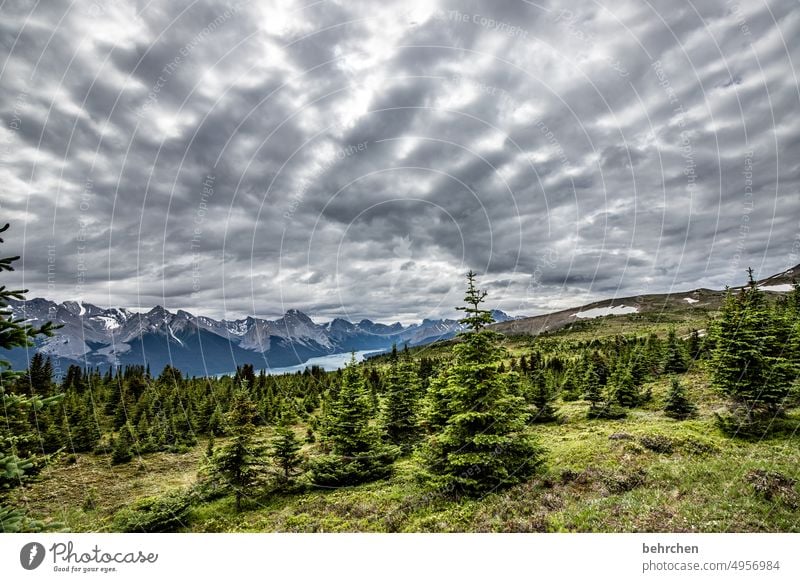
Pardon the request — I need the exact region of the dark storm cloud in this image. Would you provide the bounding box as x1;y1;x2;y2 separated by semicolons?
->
1;0;798;321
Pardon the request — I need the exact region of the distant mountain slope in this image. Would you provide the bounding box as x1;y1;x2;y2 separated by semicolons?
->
492;264;798;337
6;299;516;376
753;263;800;291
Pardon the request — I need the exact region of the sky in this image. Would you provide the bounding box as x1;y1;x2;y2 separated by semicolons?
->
1;0;798;323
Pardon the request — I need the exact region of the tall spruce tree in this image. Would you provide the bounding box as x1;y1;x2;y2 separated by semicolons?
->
560;368;582;401
0;223;61;531
417;271;544;495
584;356;626;419
787;282;800;381
687;329;704;362
644;333;663;376
528;373;559;423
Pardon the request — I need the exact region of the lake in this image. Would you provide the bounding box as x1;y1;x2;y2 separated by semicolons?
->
260;349;383;375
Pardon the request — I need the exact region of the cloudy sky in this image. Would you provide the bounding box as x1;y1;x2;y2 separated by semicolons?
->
1;0;798;323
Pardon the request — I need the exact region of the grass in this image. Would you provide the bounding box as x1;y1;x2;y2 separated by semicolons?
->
12;446;204;532
14;368;800;532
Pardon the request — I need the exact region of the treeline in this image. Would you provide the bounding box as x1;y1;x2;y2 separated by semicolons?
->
7;352;445;461
497;325;706;421
8;321;708;464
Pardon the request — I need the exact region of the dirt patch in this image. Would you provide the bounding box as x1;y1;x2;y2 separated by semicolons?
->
639;435;675;454
604;468;647;494
745;469;798;509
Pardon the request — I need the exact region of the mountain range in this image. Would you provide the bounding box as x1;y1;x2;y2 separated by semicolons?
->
4;298;514;376
7;264;797;377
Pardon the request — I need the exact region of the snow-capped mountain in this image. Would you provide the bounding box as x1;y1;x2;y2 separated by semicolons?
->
6;299;515;376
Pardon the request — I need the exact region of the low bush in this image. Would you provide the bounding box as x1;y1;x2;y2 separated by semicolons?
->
112;489;192;532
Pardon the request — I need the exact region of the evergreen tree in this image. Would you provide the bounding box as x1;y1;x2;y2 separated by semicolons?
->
710;270;797;431
589;350;611;385
419;371;449;433
20;352;53;396
38;410;66;453
528;374;559;423
610;360;639;408
582;359;605;413
271;420;303;483
0;223;61;531
208;386;267;511
417;271;544;495
662;328;688;374
560;369;582;402
380;347;421;451
310;354;398;486
687;329;704;362
169;401;196;450
67;394;101;452
525;350;553;416
64;365;83;392
629;346;650;385
207;406;224;436
644;333;663;376
112;424;135;464
664;377;696;420
136;415;156;453
584;358;626;420
233;364;256;394
418;357;435;393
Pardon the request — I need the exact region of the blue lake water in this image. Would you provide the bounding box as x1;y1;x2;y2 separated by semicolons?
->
261;349;383;375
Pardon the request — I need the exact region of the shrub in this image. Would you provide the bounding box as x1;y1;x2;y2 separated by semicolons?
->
605;468;647;493
639;434;675;454
112;490;192;532
587;403;627;420
745;469;798;509
308;449;398;487
714;407;782;438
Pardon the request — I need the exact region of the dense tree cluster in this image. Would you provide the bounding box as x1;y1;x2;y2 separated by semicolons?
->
709;271;800;434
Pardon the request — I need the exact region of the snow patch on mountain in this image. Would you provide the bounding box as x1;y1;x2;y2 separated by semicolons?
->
167;325;184;346
759;284;794;292
96;315;122;330
572;305;638;319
